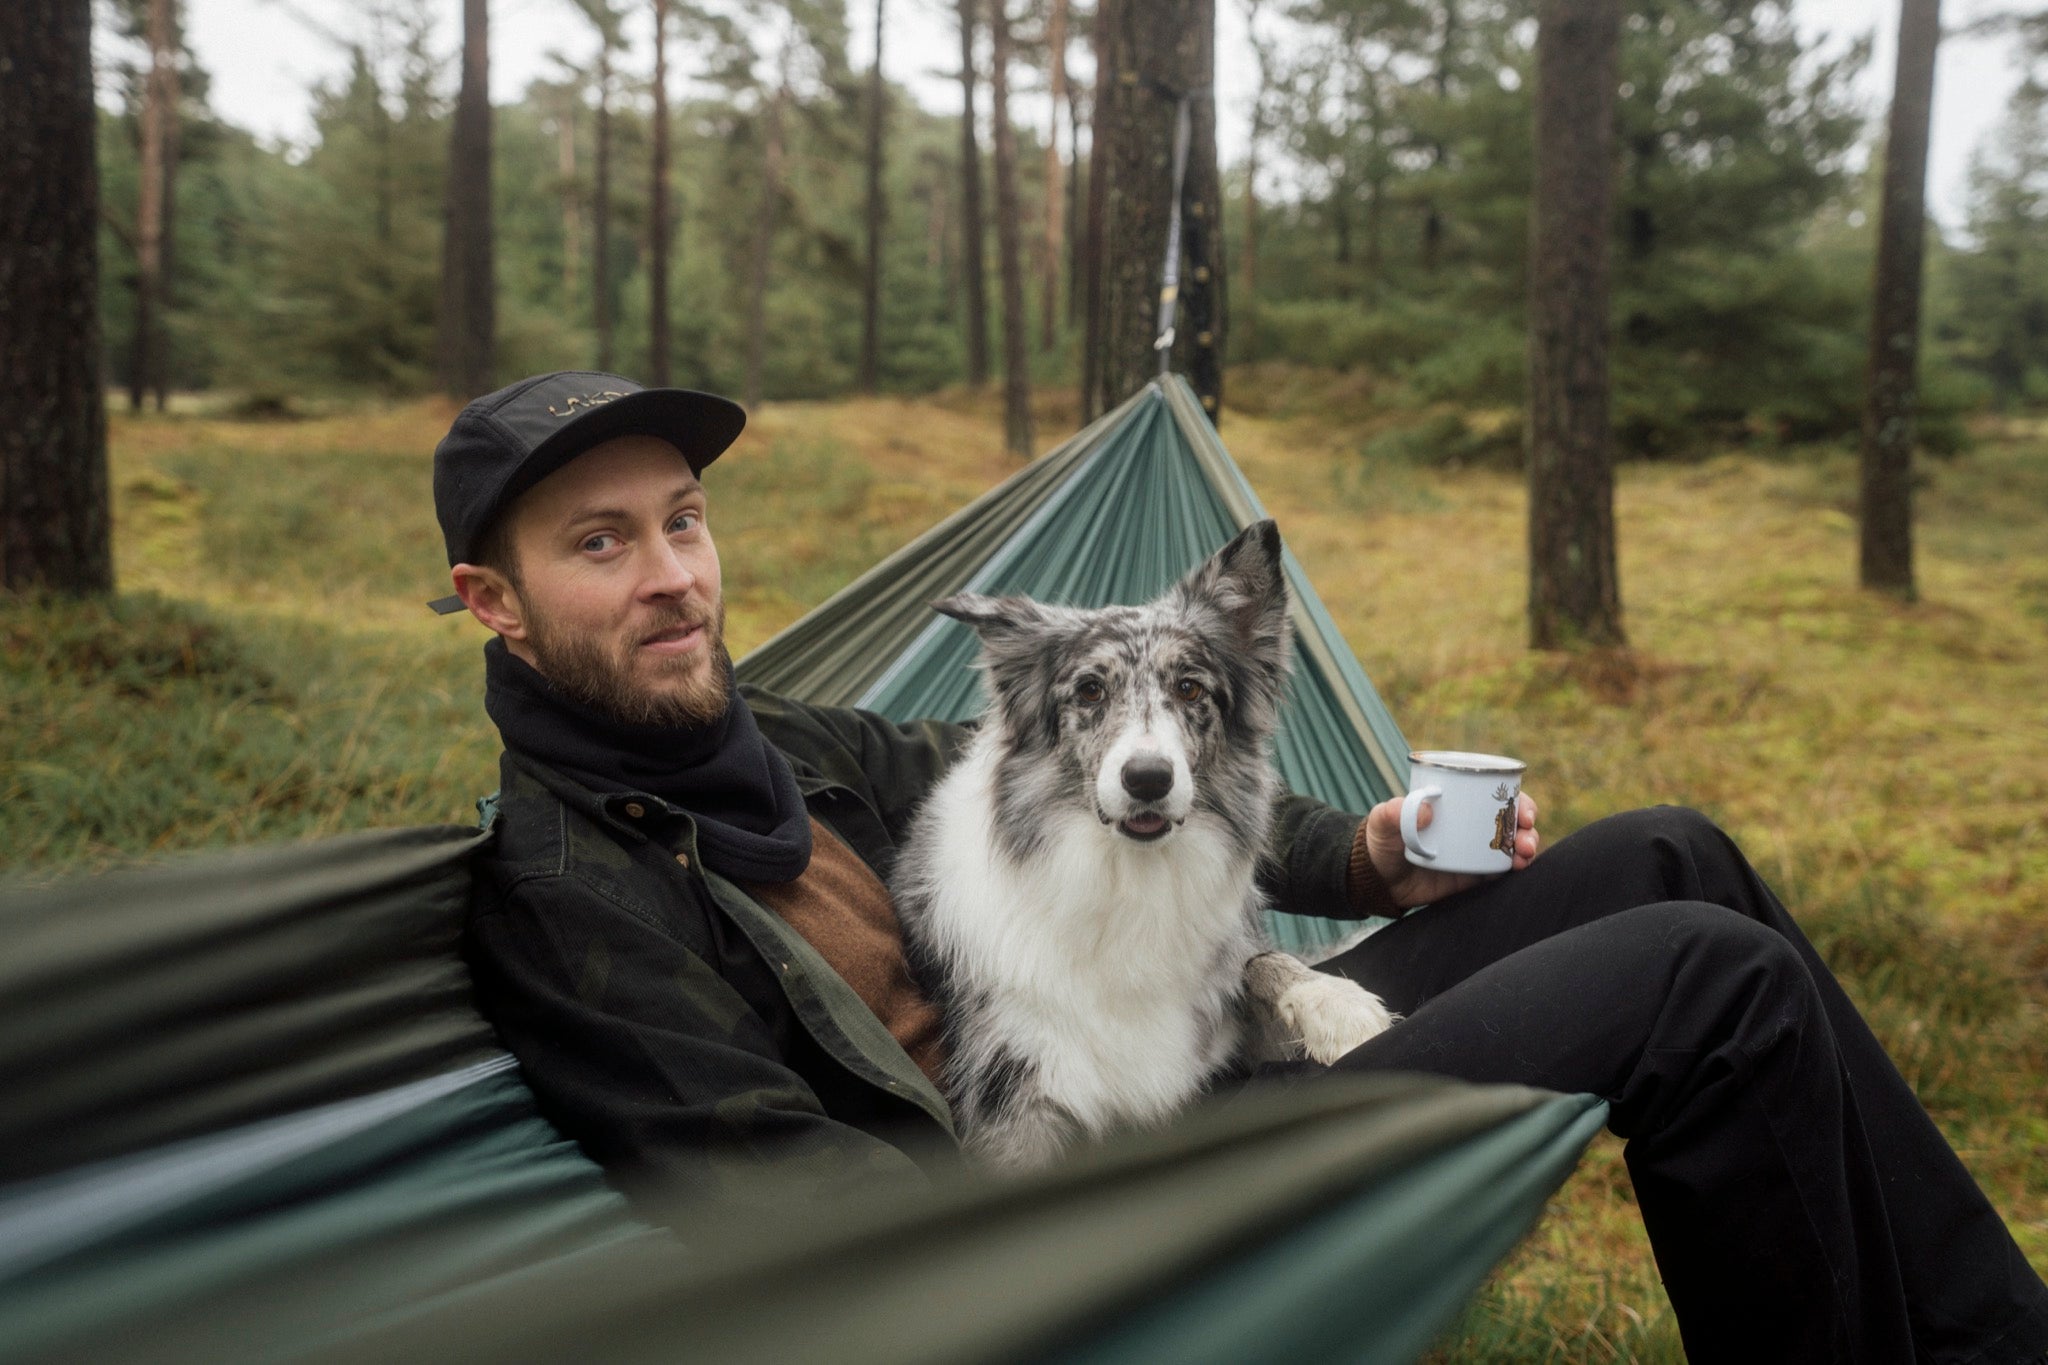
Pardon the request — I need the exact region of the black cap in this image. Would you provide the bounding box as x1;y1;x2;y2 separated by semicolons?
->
428;371;745;613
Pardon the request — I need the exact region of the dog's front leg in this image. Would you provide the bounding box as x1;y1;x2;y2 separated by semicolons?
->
1241;951;1398;1065
965;1092;1083;1173
957;1056;1085;1173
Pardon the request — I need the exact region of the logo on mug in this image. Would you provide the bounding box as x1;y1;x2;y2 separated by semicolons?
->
1489;782;1517;855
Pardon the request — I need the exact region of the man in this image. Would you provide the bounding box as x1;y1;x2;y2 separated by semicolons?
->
436;371;2047;1364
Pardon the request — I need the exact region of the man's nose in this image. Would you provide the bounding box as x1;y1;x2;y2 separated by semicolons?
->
640;538;697;597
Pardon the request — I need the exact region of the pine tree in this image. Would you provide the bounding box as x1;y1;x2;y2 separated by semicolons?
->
1860;0;1941;600
438;0;495;399
1;0;112;594
1526;0;1624;649
989;0;1034;454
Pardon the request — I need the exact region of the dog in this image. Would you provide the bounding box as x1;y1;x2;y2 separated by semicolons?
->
891;520;1397;1171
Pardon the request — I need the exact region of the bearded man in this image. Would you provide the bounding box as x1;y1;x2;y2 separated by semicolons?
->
434;372;2047;1365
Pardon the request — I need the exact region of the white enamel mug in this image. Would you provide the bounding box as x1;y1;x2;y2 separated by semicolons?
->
1400;750;1527;875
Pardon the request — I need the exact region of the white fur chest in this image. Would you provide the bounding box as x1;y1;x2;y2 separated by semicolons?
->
910;743;1260;1134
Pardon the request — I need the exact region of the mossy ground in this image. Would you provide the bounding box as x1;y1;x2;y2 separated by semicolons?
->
4;376;2041;1361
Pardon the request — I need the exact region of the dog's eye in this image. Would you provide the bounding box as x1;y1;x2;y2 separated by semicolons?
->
1075;679;1105;706
1175;678;1206;703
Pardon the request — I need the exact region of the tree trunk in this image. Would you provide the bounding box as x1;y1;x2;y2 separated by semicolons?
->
559;99;580;307
1860;0;1941;600
1078;0;1114;419
1;0;113;594
1525;0;1624;650
859;0;887;393
745;84;790;411
1240;0;1270;358
130;0;177;413
154;28;180;413
957;0;989;387
1038;0;1069;354
649;0;673;386
437;0;494;399
989;0;1034;456
1091;0;1209;414
1178;0;1224;422
594;40;614;371
1066;89;1084;328
1421;0;1456;273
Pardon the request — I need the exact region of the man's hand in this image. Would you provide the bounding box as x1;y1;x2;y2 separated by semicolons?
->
1363;791;1541;910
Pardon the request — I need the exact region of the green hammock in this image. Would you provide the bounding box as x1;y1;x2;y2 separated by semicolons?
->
0;382;1611;1363
739;376;1411;957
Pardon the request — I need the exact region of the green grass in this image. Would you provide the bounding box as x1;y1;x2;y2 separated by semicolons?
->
3;374;2043;1361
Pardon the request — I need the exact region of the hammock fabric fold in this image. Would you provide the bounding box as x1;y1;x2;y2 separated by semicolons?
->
0;381;1610;1363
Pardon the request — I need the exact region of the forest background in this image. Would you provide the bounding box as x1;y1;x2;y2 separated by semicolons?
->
93;0;2048;451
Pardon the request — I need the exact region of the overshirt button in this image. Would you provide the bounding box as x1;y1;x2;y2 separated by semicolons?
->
623;801;646;819
675;852;690;868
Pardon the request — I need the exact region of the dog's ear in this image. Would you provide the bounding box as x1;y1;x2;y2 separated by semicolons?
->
933;592;1055;641
1176;520;1291;675
934;593;1065;745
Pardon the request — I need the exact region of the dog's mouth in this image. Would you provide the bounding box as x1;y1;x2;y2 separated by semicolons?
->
1114;810;1173;842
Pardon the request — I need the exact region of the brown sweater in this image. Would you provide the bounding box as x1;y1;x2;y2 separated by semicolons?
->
743;816;1399;1089
741;818;950;1085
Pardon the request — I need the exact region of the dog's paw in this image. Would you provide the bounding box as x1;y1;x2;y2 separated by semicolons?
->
1276;973;1398;1064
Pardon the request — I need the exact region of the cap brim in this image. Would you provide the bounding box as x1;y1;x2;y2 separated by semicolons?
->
500;387;747;513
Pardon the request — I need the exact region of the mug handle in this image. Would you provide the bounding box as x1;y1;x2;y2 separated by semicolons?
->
1400;786;1443;861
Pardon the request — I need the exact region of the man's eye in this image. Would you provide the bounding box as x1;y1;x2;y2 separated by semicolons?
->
581;533;619;553
1075;679;1105;705
669;512;700;534
1175;678;1206;703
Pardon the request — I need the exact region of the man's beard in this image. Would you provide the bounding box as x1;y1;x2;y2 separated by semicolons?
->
524;597;732;727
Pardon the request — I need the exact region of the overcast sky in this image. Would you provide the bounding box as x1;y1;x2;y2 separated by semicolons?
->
169;0;2032;232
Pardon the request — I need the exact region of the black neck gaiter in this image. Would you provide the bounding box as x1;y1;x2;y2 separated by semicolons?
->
482;637;813;883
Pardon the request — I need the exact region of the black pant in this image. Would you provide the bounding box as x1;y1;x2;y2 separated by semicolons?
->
1313;806;2048;1365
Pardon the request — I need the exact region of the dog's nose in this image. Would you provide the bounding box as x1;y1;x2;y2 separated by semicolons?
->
1121;755;1174;802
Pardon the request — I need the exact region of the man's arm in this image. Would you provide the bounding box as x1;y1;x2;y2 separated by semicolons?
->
1261;790;1543;920
468;877;933;1220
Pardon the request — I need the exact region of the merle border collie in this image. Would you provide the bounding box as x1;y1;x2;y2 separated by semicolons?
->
893;521;1396;1170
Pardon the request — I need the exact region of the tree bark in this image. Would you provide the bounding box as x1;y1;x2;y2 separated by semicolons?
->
1078;0;1114;419
594;38;615;371
744;83;790;411
154;25;180;413
1;0;113;594
1178;0;1224;422
858;0;888;392
649;0;673;386
957;0;990;387
1525;0;1624;650
1239;0;1270;357
437;0;495;399
438;0;495;398
1421;0;1456;273
1859;0;1941;600
1091;0;1210;414
130;0;178;413
1038;0;1069;354
1066;88;1084;328
558;98;580;306
989;0;1034;455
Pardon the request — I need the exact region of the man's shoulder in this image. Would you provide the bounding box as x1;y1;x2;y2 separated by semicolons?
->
739;683;972;803
479;754;646;897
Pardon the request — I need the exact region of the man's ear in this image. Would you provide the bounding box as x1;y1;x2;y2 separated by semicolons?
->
451;563;528;641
